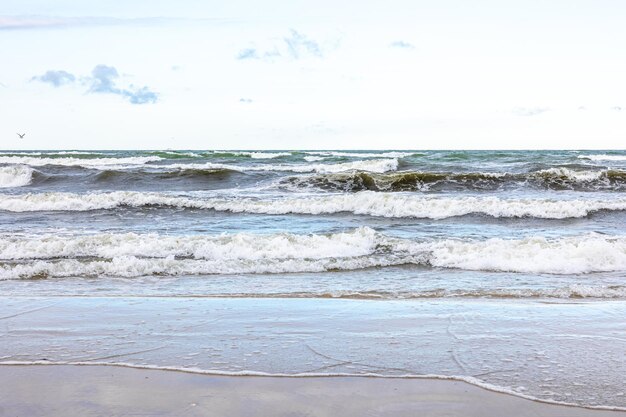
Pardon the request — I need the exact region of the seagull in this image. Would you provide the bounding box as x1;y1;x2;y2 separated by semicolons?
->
17;133;25;139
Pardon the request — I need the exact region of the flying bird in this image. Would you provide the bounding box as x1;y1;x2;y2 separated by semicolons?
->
17;133;25;139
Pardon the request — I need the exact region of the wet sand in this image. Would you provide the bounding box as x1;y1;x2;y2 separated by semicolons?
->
1;365;625;417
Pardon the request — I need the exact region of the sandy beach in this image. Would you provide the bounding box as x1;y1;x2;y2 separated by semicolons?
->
1;365;624;417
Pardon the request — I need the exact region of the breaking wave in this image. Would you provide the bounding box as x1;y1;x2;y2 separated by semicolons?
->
164;158;399;174
2;228;626;279
0;165;34;188
0;156;162;168
578;154;626;161
1;190;626;219
303;151;417;158
279;168;626;191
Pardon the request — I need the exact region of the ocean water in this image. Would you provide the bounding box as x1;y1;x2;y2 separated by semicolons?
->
1;150;625;409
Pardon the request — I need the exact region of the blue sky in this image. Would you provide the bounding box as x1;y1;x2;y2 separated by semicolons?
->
1;0;625;149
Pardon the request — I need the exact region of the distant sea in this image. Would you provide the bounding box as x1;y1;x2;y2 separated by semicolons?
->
1;150;625;409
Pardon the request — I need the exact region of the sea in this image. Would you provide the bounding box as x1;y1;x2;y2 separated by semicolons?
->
0;150;625;410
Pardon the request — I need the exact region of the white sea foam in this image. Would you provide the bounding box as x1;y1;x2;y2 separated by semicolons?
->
533;167;605;182
1;190;626;219
0;156;161;168
578;154;626;161
213;151;292;159
251;285;626;299
160;151;203;157
0;151;107;156
2;229;626;278
304;156;327;162
304;151;415;158
0;227;382;261
0;165;33;188
0;228;416;279
422;235;626;274
246;152;292;159
166;158;399;174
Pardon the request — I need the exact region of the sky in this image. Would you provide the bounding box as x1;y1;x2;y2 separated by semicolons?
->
1;0;625;150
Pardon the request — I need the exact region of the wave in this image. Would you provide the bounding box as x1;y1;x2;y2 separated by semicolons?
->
0;155;161;168
147;151;204;159
0;228;416;279
303;151;417;158
279;168;626;192
423;234;626;274
164;158;399;174
0;151;108;157
91;167;240;183
0;165;33;188
212;151;293;159
0;228;382;261
198;285;626;299
303;156;327;162
578;154;626;161
2;190;626;219
2;229;626;279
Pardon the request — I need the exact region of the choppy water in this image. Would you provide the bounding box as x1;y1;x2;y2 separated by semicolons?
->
1;149;625;409
1;150;626;294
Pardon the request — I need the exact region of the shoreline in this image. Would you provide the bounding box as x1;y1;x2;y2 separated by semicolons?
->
2;362;626;413
2;296;625;409
1;364;625;417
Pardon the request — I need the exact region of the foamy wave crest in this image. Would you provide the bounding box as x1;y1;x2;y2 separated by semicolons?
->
0;228;419;279
0;151;107;156
0;165;33;188
533;167;605;182
305;151;415;158
0;156;161;168
238;151;292;159
423;234;626;274
0;227;382;261
304;156;327;162
2;230;626;279
166;158;398;174
578;154;626;161
2;191;626;219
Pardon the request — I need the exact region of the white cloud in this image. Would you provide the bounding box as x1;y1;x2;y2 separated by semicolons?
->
31;65;158;104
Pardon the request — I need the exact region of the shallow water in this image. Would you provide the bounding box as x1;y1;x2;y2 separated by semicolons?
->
1;297;625;409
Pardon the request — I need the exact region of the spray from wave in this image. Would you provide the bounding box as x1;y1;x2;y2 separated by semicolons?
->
0;165;34;188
